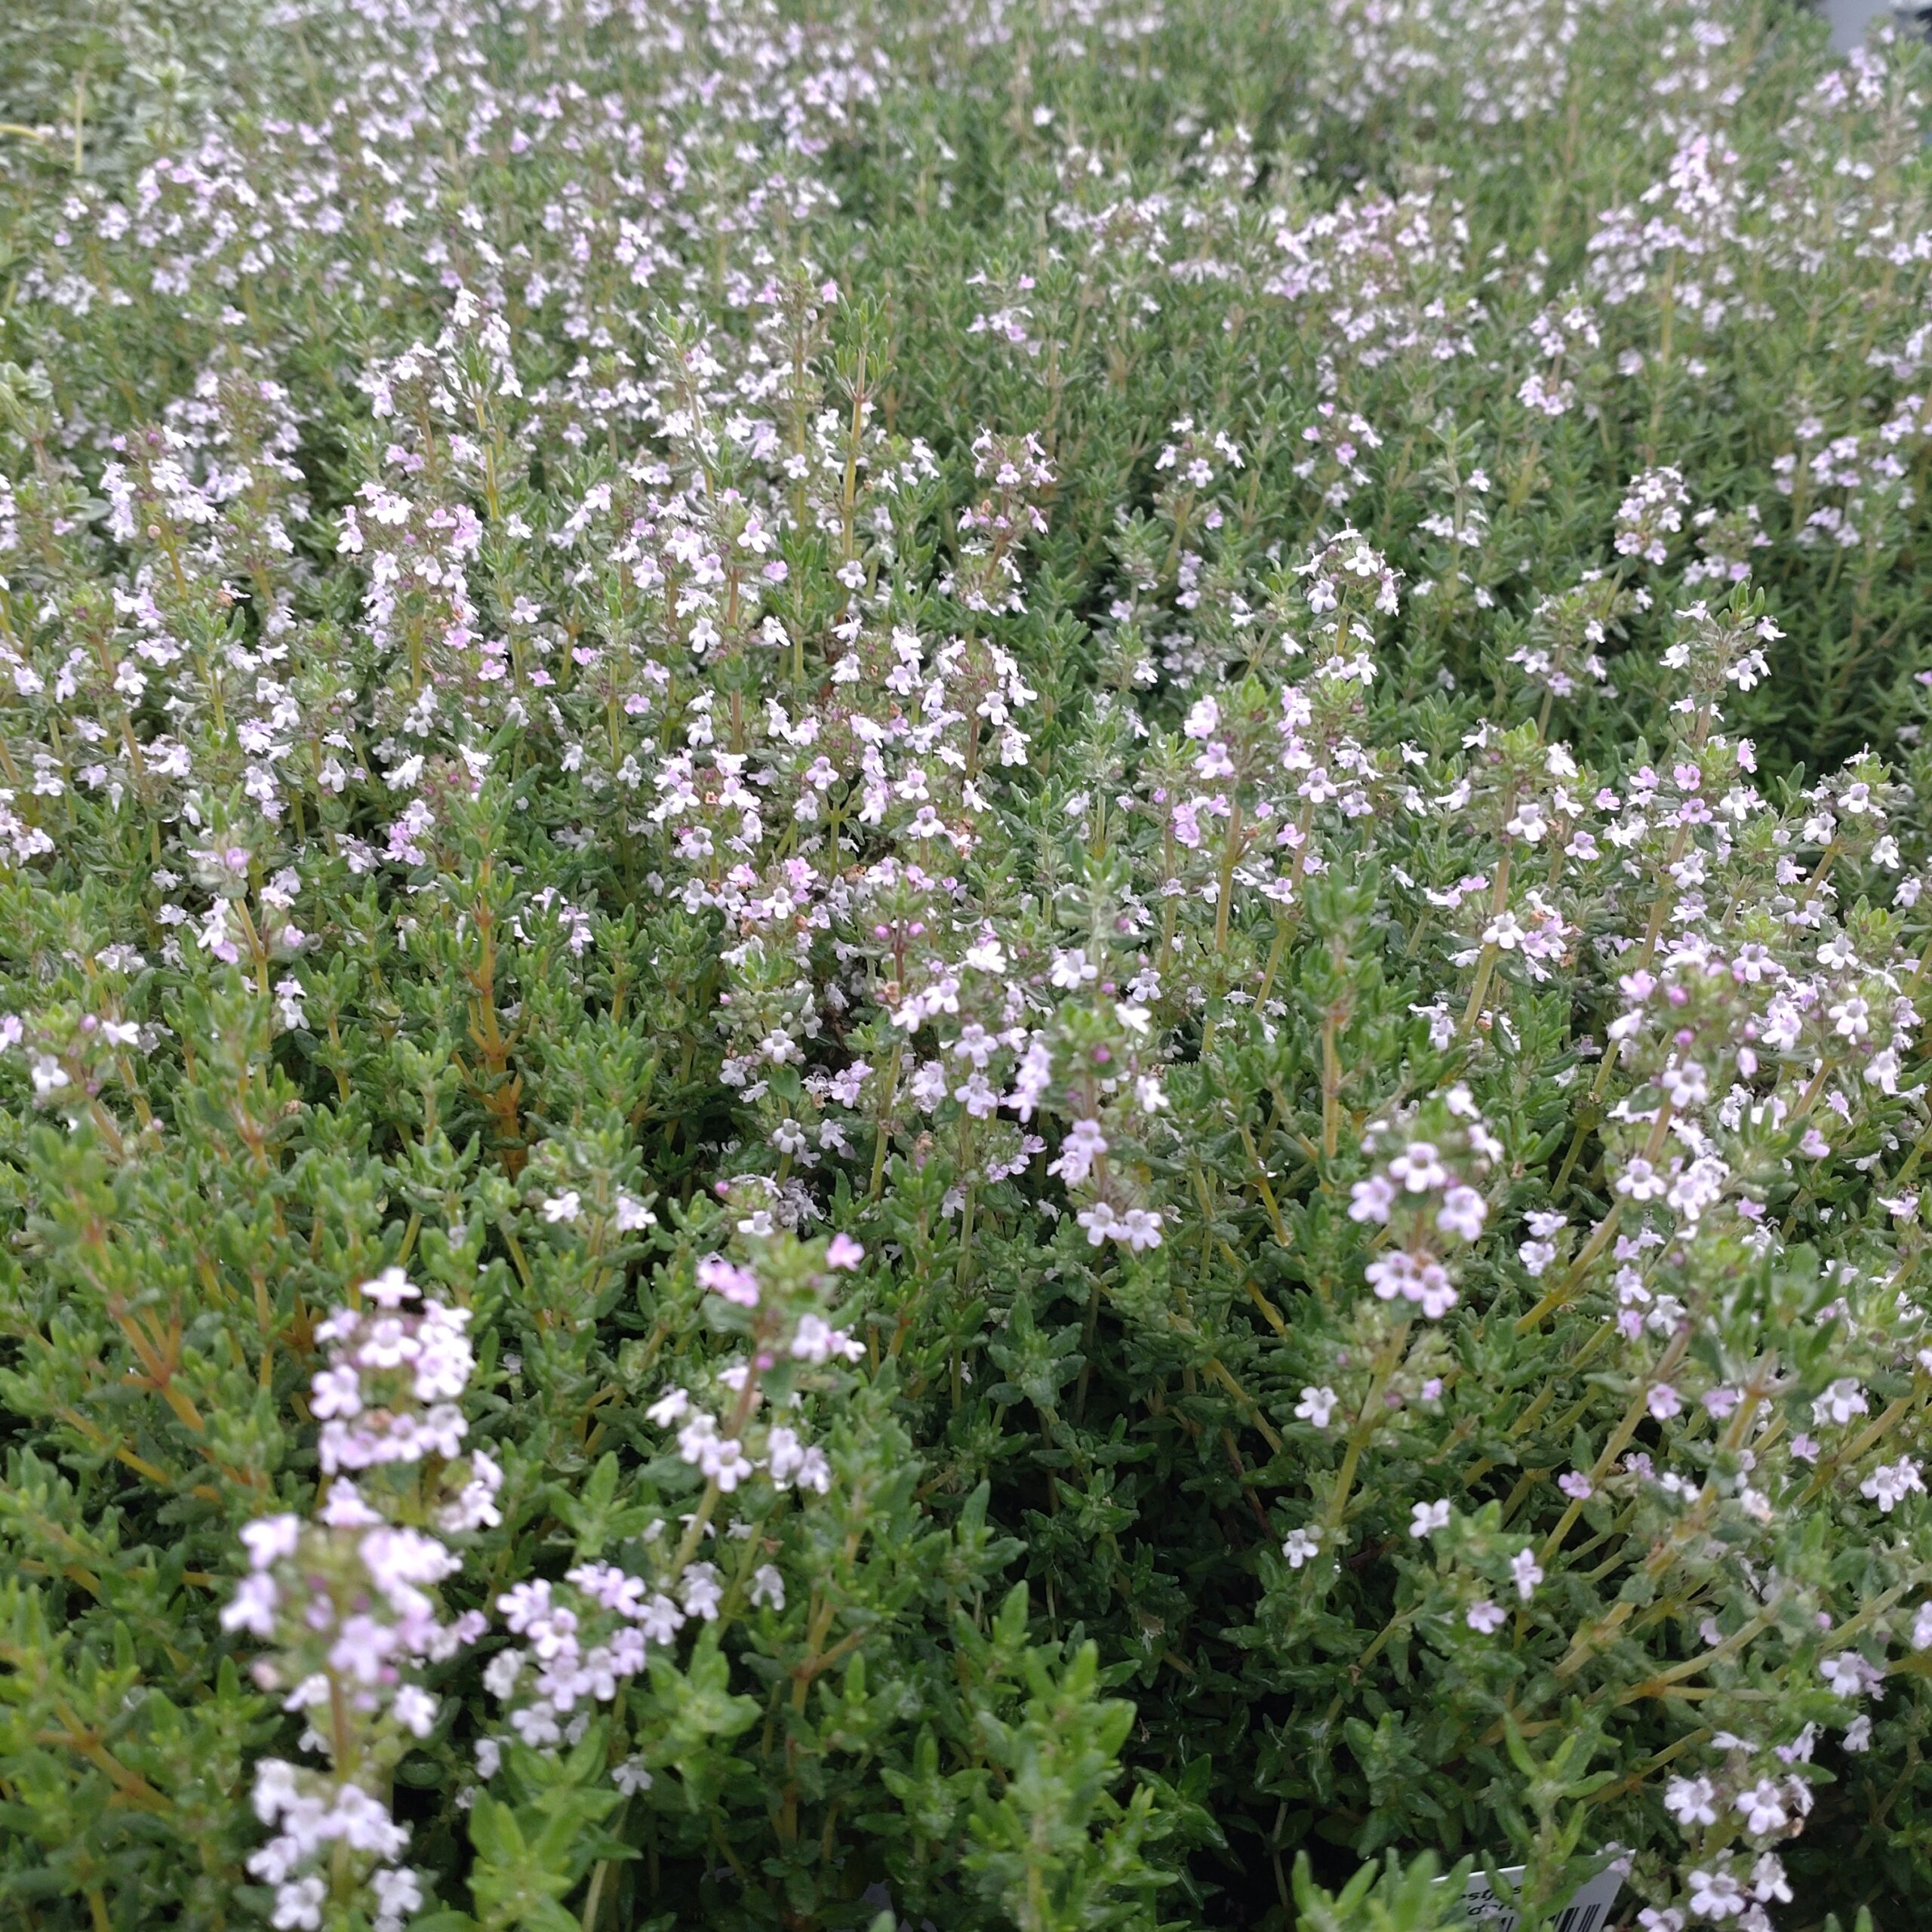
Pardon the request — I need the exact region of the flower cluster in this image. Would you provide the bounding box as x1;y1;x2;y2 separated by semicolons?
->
486;1566;683;1755
1348;1093;1501;1317
223;1275;488;1932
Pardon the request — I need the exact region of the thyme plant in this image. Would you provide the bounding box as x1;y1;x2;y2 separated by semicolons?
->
3;2;1932;1928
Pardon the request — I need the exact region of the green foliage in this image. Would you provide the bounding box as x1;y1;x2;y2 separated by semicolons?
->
5;0;1932;1929
1289;1852;1473;1932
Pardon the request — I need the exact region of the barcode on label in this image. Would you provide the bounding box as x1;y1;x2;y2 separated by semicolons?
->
1552;1907;1607;1932
1441;1857;1623;1932
1462;1906;1604;1932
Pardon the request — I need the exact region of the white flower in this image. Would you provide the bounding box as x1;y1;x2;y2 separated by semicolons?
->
1281;1527;1321;1569
362;1267;418;1309
1294;1386;1339;1429
392;1687;438;1738
1077;1203;1118;1245
1364;1250;1458;1317
789;1315;863;1364
1436;1185;1487;1241
1811;1378;1869;1427
1828;995;1871;1040
1665;1775;1718;1827
1348;1174;1395;1224
1510;1549;1543;1601
681;1563;724;1621
647;1386;691;1427
272;1875;327;1930
1409;1500;1451;1539
1615;1158;1668;1202
1049;1119;1108;1186
696;1434;754;1492
310;1364;363;1420
1734;1780;1786;1835
1660;1060;1708;1108
637;1594;685;1644
1388;1142;1449;1192
371;1866;422;1931
1687;1867;1746;1920
1820;1651;1883;1697
1076;1201;1162;1251
241;1515;302;1571
1862;1456;1924;1513
221;1571;280;1637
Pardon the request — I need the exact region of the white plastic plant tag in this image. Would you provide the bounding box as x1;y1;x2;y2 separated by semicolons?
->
1447;1861;1623;1932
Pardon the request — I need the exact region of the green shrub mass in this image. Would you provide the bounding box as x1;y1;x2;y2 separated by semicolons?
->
14;1;1932;1927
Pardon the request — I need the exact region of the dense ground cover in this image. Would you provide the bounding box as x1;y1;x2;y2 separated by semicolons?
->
8;0;1932;1926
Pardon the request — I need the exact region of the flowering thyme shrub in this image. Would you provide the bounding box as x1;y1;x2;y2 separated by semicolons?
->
11;1;1932;1928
